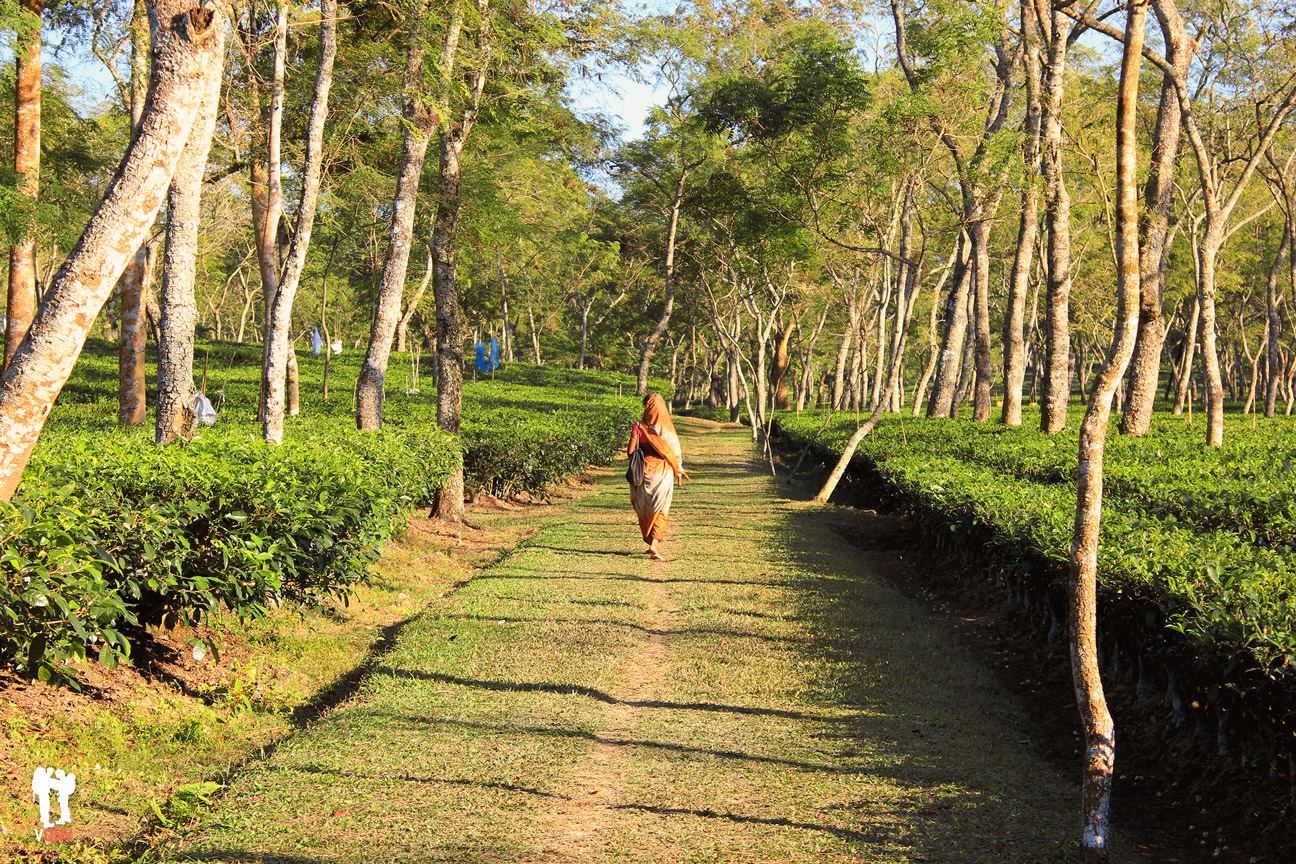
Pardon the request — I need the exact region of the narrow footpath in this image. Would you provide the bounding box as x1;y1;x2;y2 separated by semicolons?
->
166;419;1118;863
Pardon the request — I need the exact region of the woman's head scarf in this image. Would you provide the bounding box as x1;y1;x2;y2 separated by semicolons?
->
641;393;676;437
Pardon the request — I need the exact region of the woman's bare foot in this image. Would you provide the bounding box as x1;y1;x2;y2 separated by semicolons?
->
648;540;664;561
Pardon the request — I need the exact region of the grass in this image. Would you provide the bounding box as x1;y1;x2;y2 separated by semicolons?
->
113;420;1123;863
0;497;571;863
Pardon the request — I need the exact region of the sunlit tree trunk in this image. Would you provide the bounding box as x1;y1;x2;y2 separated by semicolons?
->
1172;294;1200;414
770;316;794;410
117;244;152;425
397;245;433;354
118;0;150;426
0;1;224;498
253;3;286;426
1265;217;1290;417
1120;4;1190;435
1002;1;1042;426
156;2;225;445
635;167;687;396
970;220;995;421
1069;6;1145;858
261;0;336;442
1039;1;1074;434
358;0;445;430
928;262;972;417
6;0;43;370
432;0;490;522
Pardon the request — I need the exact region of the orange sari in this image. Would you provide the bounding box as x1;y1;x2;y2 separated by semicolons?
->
628;394;683;543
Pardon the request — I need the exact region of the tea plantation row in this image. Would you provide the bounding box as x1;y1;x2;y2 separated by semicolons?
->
773;409;1296;796
3;341;652;682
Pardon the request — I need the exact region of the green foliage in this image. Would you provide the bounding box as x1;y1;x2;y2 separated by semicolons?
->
774;409;1296;767
0;493;133;683
3;341;650;683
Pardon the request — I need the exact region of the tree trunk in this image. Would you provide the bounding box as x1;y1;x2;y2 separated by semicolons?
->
1069;6;1144;858
635;168;687;396
6;0;43;370
770;316;794;410
928;235;972;418
727;344;741;421
970;220;995;420
1198;238;1226;446
1173;294;1201;414
0;1;223;499
117;0;150;426
261;0;336;443
432;0;490;522
156;3;224;445
1120;4;1191;435
912;246;958;416
1002;2;1042;426
1040;4;1074;434
528;303;541;364
815;332;909;502
253;4;286;425
831;279;860;409
117;244;152;425
1265;218;1290;417
397;244;433;353
578;303;591;369
357;0;442;431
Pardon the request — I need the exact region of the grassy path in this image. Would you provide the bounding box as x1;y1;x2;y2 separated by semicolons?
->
163;419;1108;863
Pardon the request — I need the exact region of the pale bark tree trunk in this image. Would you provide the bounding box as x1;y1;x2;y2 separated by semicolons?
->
357;0;442;430
1173;294;1200;414
929;260;972;417
892;0;1013;421
1069;6;1145;858
830;269;862;409
888;183;919;411
1002;1;1042;426
0;1;224;499
913;236;959;415
578;304;591;369
770;315;794;410
261;0;337;444
797;305;829;412
117;0;150;426
432;0;490;522
815;332;908;502
970;220;995;420
1265;217;1290;417
1079;0;1296;444
1039;0;1075;434
117;244;152;425
253;3;286;425
1120;3;1191;434
397;245;433;353
6;0;43;370
156;2;224;445
528;303;541;364
635;166;688;396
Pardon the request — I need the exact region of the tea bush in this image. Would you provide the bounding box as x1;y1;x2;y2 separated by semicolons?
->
773;408;1296;782
2;341;655;681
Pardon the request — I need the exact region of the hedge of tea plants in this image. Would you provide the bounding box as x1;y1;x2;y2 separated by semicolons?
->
2;340;651;682
773;409;1296;793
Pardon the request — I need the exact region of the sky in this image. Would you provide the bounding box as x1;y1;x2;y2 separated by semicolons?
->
30;6;675;145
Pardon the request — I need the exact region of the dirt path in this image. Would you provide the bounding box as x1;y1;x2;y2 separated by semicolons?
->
161;419;1135;863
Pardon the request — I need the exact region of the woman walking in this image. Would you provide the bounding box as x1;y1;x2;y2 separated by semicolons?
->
627;393;685;560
